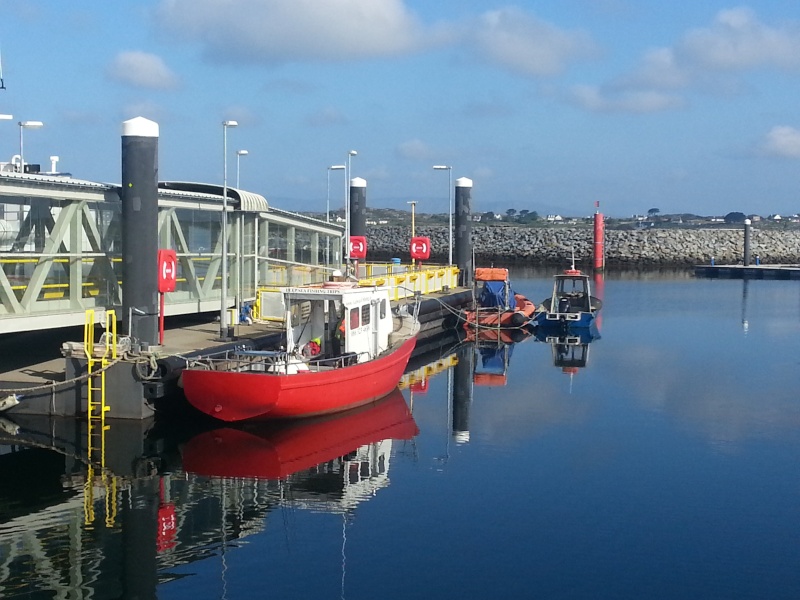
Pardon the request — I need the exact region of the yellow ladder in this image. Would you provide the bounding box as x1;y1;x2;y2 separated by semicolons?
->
83;309;118;528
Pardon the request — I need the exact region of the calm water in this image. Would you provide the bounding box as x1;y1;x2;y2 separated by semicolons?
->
3;270;800;599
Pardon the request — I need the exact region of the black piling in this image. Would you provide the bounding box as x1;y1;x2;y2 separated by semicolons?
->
349;177;367;238
121;117;159;346
743;218;752;267
454;177;473;288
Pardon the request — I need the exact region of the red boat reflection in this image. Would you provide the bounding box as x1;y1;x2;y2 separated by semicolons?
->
182;388;418;480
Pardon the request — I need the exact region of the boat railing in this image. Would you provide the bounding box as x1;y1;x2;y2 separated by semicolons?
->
189;348;367;372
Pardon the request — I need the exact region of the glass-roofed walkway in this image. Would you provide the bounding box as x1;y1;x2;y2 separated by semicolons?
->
0;171;343;334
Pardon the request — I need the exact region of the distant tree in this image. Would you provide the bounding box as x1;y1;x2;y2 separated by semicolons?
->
482;211;496;222
724;211;747;223
506;209;517;218
647;208;660;217
519;209;529;217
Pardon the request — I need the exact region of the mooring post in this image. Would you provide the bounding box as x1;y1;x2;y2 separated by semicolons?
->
121;117;159;346
349;177;367;238
454;177;473;288
743;218;752;267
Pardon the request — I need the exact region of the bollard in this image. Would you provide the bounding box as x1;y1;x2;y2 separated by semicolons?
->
711;256;715;266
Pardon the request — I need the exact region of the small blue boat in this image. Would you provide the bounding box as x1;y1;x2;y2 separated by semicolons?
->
533;265;602;330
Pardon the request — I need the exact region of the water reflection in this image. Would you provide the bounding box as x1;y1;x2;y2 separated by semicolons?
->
10;272;800;598
183;388;417;483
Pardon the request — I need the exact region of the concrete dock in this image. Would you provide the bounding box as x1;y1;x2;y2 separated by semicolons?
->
694;264;800;279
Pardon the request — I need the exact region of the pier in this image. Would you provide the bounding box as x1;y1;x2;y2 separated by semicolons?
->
1;117;474;421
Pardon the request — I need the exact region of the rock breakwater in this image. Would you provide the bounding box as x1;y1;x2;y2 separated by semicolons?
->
365;226;800;266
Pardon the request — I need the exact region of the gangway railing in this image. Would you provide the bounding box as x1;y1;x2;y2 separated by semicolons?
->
253;263;459;321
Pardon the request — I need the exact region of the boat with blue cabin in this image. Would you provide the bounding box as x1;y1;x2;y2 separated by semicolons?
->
532;265;602;331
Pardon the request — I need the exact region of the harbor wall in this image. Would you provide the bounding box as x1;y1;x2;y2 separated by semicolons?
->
365;226;800;266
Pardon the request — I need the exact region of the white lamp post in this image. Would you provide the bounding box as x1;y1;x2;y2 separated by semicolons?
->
433;165;453;265
407;201;418;238
327;165;345;223
345;150;357;265
18;120;43;174
220;120;238;339
236;149;248;188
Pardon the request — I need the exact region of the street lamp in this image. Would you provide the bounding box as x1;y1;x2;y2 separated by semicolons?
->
236;150;248;188
18;120;43;174
220;120;238;340
433;165;453;265
327;165;345;223
345;150;357;265
407;200;417;238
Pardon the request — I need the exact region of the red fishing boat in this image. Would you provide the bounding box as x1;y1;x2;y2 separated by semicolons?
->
180;284;419;422
461;267;536;329
182;388;418;479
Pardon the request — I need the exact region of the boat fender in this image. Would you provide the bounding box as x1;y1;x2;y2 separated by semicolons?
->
0;394;20;412
510;311;527;327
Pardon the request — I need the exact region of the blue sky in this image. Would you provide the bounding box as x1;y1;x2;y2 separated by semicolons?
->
2;1;800;218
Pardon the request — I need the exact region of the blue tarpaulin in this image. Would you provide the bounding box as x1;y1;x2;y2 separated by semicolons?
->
479;281;517;309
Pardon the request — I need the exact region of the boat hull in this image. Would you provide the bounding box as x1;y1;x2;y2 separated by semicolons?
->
462;294;536;329
181;336;417;422
533;311;596;329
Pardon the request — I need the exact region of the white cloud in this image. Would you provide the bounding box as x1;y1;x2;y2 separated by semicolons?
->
618;47;691;90
569;84;685;113
567;8;800;115
108;51;179;89
760;126;800;158
395;139;434;160
156;0;427;63
469;7;596;77
679;7;800;71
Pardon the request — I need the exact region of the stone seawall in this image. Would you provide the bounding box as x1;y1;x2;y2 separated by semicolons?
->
365;226;800;266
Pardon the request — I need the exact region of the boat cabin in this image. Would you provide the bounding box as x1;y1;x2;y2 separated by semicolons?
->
548;272;593;314
282;283;394;365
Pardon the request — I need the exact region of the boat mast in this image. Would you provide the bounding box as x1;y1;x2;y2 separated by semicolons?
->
0;47;5;89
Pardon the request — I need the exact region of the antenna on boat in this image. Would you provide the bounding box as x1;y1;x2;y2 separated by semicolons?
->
570;247;576;271
0;47;5;90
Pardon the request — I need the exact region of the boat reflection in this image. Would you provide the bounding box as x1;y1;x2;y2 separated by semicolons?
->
535;327;600;375
182;387;418;481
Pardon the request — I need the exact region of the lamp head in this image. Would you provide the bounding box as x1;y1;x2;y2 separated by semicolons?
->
433;165;451;170
19;120;44;128
222;120;238;128
237;150;249;156
348;150;357;156
329;165;346;170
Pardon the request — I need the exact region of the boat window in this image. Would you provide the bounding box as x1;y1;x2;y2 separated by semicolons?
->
361;304;371;325
349;307;360;330
380;299;387;319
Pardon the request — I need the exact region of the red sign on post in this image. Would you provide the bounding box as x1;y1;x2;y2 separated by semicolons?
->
157;249;177;293
410;236;431;261
349;236;367;259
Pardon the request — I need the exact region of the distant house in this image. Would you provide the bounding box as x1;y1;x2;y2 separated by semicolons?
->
546;214;563;222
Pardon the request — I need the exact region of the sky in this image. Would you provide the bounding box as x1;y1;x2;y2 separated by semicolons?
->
2;1;800;218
